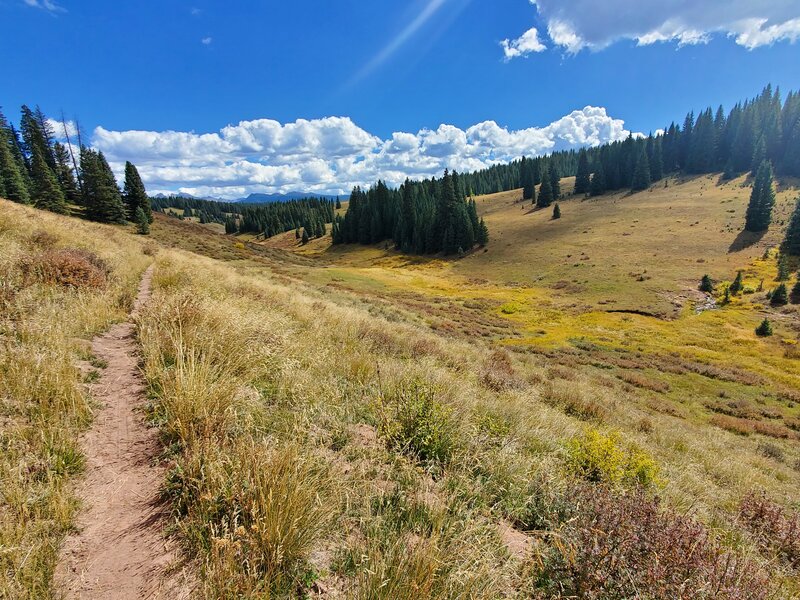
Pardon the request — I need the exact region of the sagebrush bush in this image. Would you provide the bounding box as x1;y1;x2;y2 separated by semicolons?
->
566;428;660;488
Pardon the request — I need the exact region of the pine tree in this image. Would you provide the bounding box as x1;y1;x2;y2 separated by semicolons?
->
700;275;714;293
730;271;744;294
771;283;788;306
53;142;80;204
791;276;800;303
134;206;150;234
30;146;66;213
781;198;800;255
548;163;560;200
552;203;561;219
123;161;152;222
755;318;773;337
80;148;127;223
574;150;590;195
301;228;310;245
522;160;536;202
777;254;790;281
0;131;30;204
590;163;606;197
537;175;553;208
335;197;341;209
631;148;651;191
744;161;776;232
476;218;489;246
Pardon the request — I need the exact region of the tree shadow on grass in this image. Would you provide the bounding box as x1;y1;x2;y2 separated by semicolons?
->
728;229;766;253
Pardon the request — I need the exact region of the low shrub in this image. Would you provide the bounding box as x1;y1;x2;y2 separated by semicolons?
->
566;428;660;489
739;492;800;570
19;248;109;289
480;349;520;392
531;485;772;599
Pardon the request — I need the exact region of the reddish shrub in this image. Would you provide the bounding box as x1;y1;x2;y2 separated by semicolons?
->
739;492;800;570
480;348;521;392
532;486;771;599
19;248;109;289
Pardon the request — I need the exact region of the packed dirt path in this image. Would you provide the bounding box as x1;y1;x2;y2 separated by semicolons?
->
55;265;194;599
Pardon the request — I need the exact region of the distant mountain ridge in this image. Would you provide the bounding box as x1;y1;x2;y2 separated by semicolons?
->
153;191;345;203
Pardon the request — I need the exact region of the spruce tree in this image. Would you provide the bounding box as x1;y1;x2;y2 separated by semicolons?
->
744;161;775;232
0;132;30;204
755;318;773;337
537;175;553;208
791;276;800;303
30;146;66;213
80;148;127;223
522;161;536;202
771;283;788;306
476;218;489;246
134;206;150;234
777;254;790;281
631;148;651;191
301;228;309;245
552;203;561;219
590;163;606;197
53;141;80;204
548;162;560;200
700;275;714;293
123;161;152;222
781;198;800;255
574;150;590;195
730;271;744;294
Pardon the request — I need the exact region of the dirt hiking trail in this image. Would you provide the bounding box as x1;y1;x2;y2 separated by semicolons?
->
55;265;194;599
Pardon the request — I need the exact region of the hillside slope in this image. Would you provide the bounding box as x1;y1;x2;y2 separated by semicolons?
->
2;180;799;597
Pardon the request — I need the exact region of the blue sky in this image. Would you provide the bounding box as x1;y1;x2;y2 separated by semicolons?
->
3;0;800;197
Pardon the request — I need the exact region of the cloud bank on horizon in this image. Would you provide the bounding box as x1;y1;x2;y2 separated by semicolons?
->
502;0;800;59
89;107;635;199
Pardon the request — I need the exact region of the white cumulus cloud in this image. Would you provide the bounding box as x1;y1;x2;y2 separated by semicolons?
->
89;108;635;199
501;27;547;59
503;0;800;58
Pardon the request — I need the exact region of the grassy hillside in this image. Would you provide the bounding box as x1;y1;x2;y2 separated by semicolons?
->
2;170;800;597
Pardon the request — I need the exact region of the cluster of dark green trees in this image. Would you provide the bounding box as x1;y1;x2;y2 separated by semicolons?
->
0;105;152;232
331;172;488;255
454;85;800;200
151;194;336;238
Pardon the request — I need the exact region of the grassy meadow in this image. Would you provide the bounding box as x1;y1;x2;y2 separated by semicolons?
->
2;170;800;597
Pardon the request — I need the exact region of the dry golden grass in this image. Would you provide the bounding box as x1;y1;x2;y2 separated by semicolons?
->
0;199;150;599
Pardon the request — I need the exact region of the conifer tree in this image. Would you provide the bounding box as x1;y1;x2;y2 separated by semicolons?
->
631;148;651;191
53;141;80;204
476;218;489;246
30;146;66;213
301;228;310;245
730;271;744;295
80;147;127;223
755;318;773;337
700;275;714;293
770;283;788;306
791;276;800;303
548;162;560;199
537;175;553;208
744;160;776;232
777;254;790;281
123;161;152;222
552;203;561;219
134;206;150;234
781;198;800;255
335;197;341;209
574;150;590;195
590;163;606;197
522;159;536;202
0;131;30;204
